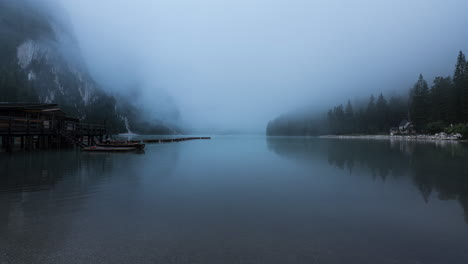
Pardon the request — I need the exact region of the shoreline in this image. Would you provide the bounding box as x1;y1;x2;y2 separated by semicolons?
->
320;134;463;142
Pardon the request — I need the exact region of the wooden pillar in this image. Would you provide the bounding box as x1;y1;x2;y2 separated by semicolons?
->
5;136;12;153
29;136;34;151
41;136;46;149
25;136;30;151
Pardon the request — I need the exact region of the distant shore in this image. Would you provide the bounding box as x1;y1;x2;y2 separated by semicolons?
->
320;133;463;142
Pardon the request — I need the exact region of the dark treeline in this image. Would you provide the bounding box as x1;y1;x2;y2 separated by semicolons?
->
267;51;468;137
327;94;407;135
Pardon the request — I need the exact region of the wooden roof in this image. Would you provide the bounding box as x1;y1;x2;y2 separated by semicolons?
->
0;102;77;121
0;103;60;111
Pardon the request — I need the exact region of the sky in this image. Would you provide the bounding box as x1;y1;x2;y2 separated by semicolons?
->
44;0;468;133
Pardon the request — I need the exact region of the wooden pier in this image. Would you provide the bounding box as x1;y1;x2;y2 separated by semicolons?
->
0;103;106;152
142;137;211;143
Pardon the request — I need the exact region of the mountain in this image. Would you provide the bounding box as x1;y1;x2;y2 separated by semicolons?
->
0;0;180;134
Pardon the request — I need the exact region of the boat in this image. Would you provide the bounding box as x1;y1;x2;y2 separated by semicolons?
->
96;143;145;150
82;146;139;152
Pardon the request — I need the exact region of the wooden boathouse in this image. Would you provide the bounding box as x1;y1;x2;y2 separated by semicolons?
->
0;103;106;152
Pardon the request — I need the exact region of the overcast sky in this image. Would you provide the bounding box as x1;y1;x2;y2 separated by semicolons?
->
47;0;468;133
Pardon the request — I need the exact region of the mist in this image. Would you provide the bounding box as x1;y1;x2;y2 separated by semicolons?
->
41;0;468;133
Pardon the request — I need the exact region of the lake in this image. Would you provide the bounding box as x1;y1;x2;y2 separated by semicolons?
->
1;136;468;264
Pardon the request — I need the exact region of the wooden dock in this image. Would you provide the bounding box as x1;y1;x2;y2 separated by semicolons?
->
0;116;106;152
0;103;212;153
0;103;106;152
142;137;211;143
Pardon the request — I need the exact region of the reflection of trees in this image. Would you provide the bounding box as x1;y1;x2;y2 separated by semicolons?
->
267;137;468;223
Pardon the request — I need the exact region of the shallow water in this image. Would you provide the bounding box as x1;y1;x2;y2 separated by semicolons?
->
1;136;468;264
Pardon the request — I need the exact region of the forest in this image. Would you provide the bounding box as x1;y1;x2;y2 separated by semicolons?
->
267;51;468;137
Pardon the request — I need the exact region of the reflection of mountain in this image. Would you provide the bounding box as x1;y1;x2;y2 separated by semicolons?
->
267;137;468;223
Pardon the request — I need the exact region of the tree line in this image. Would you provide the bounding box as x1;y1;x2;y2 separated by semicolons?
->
328;51;468;135
267;50;468;136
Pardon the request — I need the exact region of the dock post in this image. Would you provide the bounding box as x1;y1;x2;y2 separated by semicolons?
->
5;136;12;153
41;135;46;149
25;136;30;151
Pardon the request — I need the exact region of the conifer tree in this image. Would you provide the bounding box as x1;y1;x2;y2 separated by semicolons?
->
345;100;354;133
431;77;453;123
463;59;468;121
410;74;430;129
366;95;377;133
376;93;389;131
454;51;467;121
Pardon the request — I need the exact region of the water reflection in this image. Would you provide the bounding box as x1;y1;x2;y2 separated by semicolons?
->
0;145;180;263
267;137;468;223
1;137;468;263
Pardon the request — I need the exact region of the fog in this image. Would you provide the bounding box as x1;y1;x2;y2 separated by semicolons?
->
44;0;468;133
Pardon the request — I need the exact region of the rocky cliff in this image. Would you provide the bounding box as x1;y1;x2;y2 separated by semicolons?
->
0;0;179;134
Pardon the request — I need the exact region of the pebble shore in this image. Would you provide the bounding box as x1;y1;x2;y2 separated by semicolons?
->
321;132;463;141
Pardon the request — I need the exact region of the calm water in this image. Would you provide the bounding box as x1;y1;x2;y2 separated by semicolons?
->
1;136;468;264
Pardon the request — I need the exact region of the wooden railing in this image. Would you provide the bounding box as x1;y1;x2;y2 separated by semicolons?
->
62;121;106;136
0;116;106;136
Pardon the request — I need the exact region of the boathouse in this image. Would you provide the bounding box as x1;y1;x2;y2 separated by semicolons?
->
0;103;106;152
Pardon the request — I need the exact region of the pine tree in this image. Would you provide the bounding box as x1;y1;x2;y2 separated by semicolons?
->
334;104;345;134
345;100;354;133
463;59;468;122
388;96;408;128
376;93;389;132
454;51;467;122
345;100;354;119
431;77;453;123
327;109;336;134
366;95;377;133
358;109;367;133
410;74;430;129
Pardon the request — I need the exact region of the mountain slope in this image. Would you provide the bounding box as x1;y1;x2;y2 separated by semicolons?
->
0;0;180;134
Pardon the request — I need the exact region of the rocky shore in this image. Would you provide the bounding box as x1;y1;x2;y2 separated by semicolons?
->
321;132;463;141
